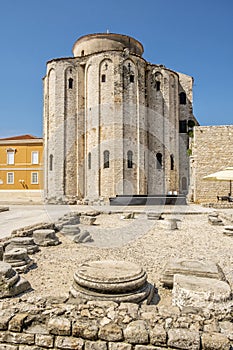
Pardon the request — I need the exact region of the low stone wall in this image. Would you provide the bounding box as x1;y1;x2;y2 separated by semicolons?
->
0;297;232;350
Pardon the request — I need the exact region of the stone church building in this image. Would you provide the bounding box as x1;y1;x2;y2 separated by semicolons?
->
43;33;197;203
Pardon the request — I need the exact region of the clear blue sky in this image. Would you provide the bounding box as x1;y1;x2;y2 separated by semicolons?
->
0;0;232;137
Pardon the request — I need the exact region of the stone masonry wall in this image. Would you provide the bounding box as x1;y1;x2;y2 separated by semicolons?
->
191;125;233;203
43;33;196;202
0;297;232;350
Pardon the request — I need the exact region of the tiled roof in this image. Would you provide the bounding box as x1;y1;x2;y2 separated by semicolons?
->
0;134;41;140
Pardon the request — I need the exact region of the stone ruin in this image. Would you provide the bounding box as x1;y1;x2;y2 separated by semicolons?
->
33;229;60;246
5;236;39;254
61;224;93;243
3;248;34;273
0;261;31;298
161;259;233;315
223;225;233;236
208;212;224;226
0;211;233;349
69;260;155;304
161;259;224;288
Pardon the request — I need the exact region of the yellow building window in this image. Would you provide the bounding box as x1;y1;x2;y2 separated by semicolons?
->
31;151;39;164
7;172;14;184
31;172;38;184
7;151;15;165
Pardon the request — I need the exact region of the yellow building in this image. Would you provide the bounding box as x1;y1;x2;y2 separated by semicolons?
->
0;134;43;202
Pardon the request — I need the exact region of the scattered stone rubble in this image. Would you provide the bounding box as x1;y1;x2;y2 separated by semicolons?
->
146;212;161;220
33;229;60;246
11;222;55;237
158;218;179;230
161;259;224;288
80;215;96;225
0;206;9;213
3;248;34;273
120;212;135;220
73;230;93;244
69;260;154;304
208;212;224;226
61;224;93;243
0;261;31;298
173;274;233;314
0;211;233;349
5;237;39;254
60;224;80;237
223;226;233;236
55;212;80;231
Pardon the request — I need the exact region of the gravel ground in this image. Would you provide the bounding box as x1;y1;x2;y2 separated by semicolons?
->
24;212;233;304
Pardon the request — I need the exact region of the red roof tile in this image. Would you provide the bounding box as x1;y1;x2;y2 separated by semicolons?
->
0;134;41;140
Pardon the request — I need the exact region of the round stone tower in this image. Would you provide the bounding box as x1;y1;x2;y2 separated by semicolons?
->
43;33;196;203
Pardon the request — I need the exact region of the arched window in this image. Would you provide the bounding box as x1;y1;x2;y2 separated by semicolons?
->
68;78;73;89
129;75;134;83
103;150;110;169
156;153;162;169
101;74;106;82
81;50;84;56
179;92;186;105
155;81;161;91
182;177;187;191
49;154;53;171
127;150;133;168
170;154;174;170
88;152;91;170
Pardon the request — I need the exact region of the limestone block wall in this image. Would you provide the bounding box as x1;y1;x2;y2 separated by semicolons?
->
43;33;196;203
0;298;232;349
191;125;233;203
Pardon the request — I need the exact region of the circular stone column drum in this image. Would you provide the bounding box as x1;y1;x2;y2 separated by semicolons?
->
70;260;154;303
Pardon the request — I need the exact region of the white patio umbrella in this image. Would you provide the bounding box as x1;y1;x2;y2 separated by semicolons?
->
203;167;233;196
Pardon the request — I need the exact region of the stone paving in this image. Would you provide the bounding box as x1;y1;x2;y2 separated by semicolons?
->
0;203;214;240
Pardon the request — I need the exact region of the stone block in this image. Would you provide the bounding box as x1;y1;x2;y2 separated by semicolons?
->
0;331;35;345
80;215;96;225
0;262;31;298
134;346;162;350
48;317;71;335
108;342;133;350
85;340;107;350
161;259;223;288
35;333;54;348
72;320;98;340
73;230;93;243
9;276;31;296
98;323;123;341
3;248;34;273
123;320;149;344
33;229;60;246
223;226;233;236
219;321;233;340
55;336;84;349
5;237;39;254
0;344;18;350
172;274;232;312
201;332;231;349
158;218;178;230
168;328;200;350
8;313;28;332
149;324;167;346
146;212;161;220
18;347;41;350
0;311;14;330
